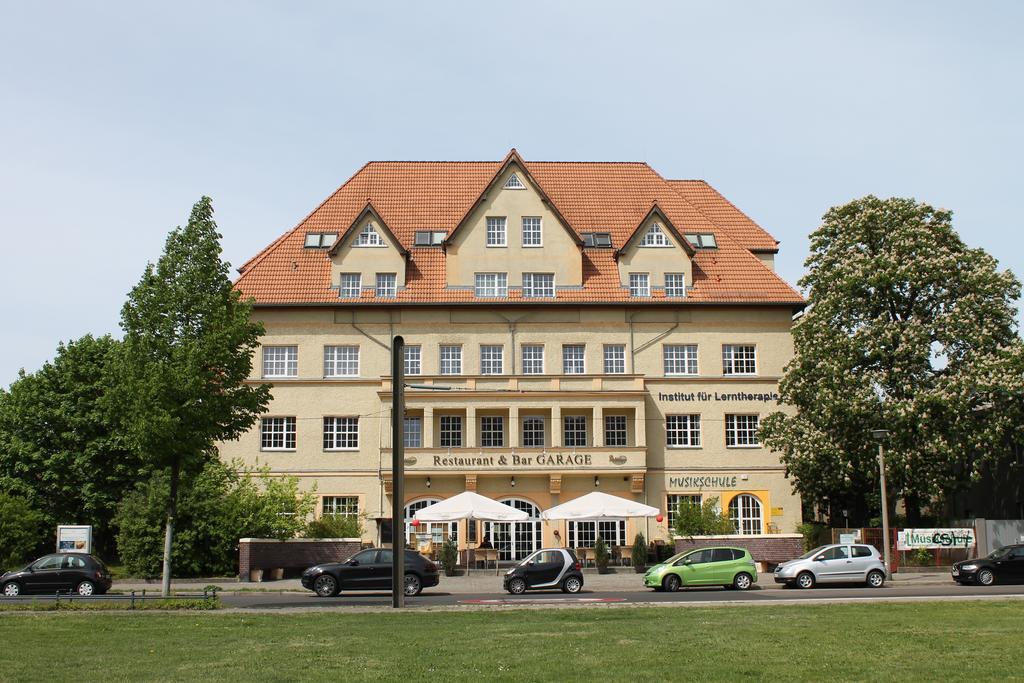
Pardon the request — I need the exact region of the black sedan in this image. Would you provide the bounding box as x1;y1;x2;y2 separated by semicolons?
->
952;544;1024;585
2;553;113;596
301;548;440;597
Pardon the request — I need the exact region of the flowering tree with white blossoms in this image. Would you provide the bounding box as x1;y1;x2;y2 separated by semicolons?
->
760;196;1024;526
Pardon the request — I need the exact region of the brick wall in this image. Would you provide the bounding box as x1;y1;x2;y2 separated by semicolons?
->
674;534;803;565
238;538;362;580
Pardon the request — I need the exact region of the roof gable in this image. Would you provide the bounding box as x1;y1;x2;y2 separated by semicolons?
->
328;202;408;257
616;204;696;258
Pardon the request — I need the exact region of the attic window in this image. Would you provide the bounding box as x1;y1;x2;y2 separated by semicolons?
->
684;233;717;249
414;231;446;246
503;173;525;190
355;223;385;247
304;233;338;248
640;223;671;247
582;232;612;248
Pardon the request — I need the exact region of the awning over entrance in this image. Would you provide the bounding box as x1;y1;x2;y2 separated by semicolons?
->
541;491;660;520
413;491;529;522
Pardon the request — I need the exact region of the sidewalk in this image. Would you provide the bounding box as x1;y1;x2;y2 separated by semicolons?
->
113;569;954;595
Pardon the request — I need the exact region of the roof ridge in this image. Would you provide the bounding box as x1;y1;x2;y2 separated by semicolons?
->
665;179;779;250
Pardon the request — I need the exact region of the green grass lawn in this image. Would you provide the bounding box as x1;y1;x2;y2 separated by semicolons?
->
1;601;1020;681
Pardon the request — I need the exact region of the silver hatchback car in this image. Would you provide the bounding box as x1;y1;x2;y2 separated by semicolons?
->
774;544;887;589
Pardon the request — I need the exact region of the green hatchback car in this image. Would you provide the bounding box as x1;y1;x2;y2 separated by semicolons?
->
643;547;758;591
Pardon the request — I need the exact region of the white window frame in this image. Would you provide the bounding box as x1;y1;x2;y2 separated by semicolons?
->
262;346;298;378
665;273;686;298
604;415;627;447
439;415;463;448
376;273;397;298
322;496;359;517
725;414;760;447
503;173;525;190
723;344;757;376
603;344;626;374
522;416;545;447
354;223;385;247
324;345;359;378
323;416;359;451
521;344;544;375
666;494;702;530
486;217;507;247
404;416;422;448
639;223;671;247
261;417;296;451
522;272;554;298
404;345;421;376
568;519;626;549
729;494;764;535
628;272;650;297
522;216;542;246
663;344;698;376
563;415;587;448
474;272;508;297
480;345;504;375
562;345;586;374
339;273;361;298
666;414;701;448
440;345;462;375
480;416;505;448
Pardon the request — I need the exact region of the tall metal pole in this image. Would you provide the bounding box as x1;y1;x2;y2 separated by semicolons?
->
391;335;405;608
878;441;891;578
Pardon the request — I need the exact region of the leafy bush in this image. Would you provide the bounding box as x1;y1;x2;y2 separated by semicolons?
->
0;492;46;571
797;522;831;551
440;533;459;575
594;536;610;571
673;497;735;537
631;533;647;569
114;460;314;578
910;548;934;566
305;513;363;539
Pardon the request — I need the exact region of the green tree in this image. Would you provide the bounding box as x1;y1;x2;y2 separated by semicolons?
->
0;335;143;555
107;197;271;594
760;196;1024;525
673;497;735;537
0;492;46;570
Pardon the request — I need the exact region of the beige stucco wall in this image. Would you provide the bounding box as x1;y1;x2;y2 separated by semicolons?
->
445;164;583;289
616;212;693;292
330;213;407;291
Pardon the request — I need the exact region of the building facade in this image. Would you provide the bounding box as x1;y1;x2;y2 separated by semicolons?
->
222;150;805;560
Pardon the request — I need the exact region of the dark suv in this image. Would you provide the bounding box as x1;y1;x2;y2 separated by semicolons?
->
503;548;584;594
301;548;440;597
2;553;112;596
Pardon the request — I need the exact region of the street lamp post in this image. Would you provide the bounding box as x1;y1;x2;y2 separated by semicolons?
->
870;429;891;578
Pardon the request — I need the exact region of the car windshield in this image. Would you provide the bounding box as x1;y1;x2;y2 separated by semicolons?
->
662;552;689;565
797;545;829;560
988;546;1013;560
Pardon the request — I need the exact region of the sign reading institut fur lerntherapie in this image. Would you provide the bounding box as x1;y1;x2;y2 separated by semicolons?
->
896;528;975;550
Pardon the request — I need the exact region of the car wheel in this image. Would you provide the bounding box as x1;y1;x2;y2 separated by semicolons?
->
663;575;681;593
796;571;816;589
977;569;995;586
2;582;21;597
866;570;885;588
562;576;583;594
507;578;527;595
733;573;753;591
313;574;339;597
76;580;96;596
403;573;422;596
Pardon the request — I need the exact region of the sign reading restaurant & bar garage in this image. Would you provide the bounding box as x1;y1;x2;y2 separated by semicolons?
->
432;453;593;468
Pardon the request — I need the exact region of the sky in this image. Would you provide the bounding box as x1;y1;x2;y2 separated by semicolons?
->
1;1;1022;386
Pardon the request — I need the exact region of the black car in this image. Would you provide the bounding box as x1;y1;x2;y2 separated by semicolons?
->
952;544;1024;585
2;553;112;596
503;548;584;594
301;548;440;597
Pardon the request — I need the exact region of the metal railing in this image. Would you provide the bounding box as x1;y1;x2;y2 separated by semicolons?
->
1;588;218;608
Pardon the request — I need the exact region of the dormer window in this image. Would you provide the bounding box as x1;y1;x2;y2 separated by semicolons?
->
684;233;717;249
414;231;446;246
355;224;385;247
640;223;671;247
304;233;338;248
583;232;612;248
503;173;525;190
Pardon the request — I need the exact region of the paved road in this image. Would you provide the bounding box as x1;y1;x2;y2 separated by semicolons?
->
219;583;1024;609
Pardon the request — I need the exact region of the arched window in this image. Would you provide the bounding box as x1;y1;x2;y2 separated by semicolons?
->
729;494;764;535
484;498;541;561
404;499;457;546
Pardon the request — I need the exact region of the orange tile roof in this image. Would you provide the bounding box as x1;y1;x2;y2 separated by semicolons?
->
235;154;803;306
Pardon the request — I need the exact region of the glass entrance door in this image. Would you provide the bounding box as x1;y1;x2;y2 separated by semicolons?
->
484;499;541;561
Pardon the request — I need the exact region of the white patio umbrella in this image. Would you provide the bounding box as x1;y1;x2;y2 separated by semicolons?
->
540;491;660;520
413;491;529;522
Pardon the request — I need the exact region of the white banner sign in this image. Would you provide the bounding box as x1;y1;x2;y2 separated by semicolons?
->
896;528;975;550
56;525;92;554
